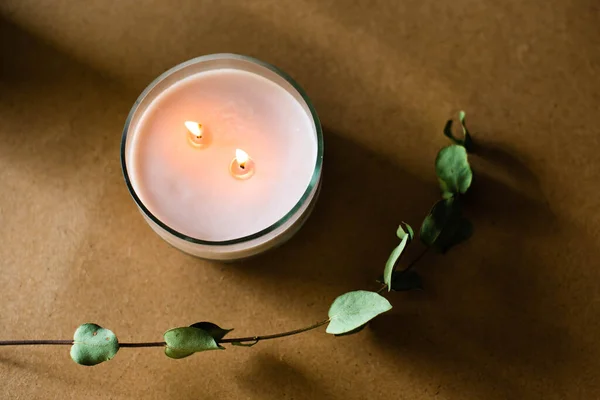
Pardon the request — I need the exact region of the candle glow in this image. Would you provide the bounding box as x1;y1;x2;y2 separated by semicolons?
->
185;120;209;148
184;121;203;138
235;148;249;168
184;121;203;139
230;148;255;180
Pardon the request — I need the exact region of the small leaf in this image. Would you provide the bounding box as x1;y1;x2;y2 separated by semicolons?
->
326;291;392;335
189;322;233;342
458;111;474;151
443;111;473;151
420;198;472;252
383;234;410;291
396;222;414;241
436;145;473;196
396;224;406;239
389;270;423;291
231;340;259;347
164;327;223;359
405;223;414;240
70;323;119;366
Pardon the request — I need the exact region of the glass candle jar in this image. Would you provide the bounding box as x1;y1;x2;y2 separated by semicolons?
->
121;54;323;261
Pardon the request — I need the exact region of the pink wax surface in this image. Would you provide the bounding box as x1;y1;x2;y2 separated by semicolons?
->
128;68;318;242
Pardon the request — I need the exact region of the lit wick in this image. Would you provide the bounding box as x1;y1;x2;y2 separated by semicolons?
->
185;121;209;147
236;149;249;169
230;149;255;180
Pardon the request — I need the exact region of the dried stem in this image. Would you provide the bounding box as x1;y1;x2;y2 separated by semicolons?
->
0;340;73;346
0;320;330;348
219;319;329;344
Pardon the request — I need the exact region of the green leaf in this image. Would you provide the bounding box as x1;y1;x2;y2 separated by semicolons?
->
443;111;473;151
385;222;415;291
383;234;410;291
420;198;473;252
189;322;233;342
405;223;414;240
396;224;406;239
458;111;474;151
436;145;473;196
389;270;423;291
164;327;223;359
70;323;119;366
326;291;392;335
396;222;414;241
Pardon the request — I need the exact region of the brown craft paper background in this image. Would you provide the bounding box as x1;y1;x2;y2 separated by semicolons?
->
1;1;599;399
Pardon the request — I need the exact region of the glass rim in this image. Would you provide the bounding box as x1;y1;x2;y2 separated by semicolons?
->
120;53;324;246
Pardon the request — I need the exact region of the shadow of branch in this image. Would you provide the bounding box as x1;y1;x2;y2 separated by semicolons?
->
367;142;573;399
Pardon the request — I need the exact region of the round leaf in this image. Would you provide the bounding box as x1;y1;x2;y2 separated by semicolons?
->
326;291;392;335
164;327;223;359
436;145;472;195
70;323;119;366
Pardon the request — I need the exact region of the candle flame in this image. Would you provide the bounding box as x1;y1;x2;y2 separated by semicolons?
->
184;121;203;138
235;149;250;166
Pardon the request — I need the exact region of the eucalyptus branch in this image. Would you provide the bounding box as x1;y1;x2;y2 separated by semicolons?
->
0;320;330;349
0;111;476;367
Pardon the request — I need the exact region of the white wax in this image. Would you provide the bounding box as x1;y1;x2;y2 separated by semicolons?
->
128;69;318;242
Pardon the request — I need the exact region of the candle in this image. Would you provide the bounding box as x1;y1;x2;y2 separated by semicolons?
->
121;54;323;261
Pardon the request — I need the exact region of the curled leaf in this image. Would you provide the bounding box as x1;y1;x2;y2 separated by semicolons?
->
396;222;414;241
404;223;414;240
164;327;223;359
70;323;119;366
326;291;392;335
420;198;473;252
436;145;473;196
189;322;233;342
443;111;473;151
384;225;412;291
